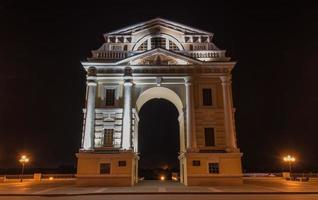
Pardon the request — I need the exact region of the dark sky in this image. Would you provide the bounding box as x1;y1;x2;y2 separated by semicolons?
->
0;1;318;172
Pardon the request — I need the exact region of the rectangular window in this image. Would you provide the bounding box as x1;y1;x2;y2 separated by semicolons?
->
208;163;219;174
192;160;201;166
111;45;122;51
118;161;126;167
204;128;215;146
100;163;111;174
104;129;114;147
105;89;115;106
202;88;213;106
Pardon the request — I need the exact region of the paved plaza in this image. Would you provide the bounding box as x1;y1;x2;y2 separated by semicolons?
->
0;177;317;196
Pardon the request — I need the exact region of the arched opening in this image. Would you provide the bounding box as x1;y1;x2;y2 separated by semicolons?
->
138;99;179;180
134;86;185;182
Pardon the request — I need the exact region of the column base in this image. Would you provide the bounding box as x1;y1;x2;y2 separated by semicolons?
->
225;147;241;153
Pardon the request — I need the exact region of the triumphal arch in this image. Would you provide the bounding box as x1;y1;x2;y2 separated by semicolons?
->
76;18;242;186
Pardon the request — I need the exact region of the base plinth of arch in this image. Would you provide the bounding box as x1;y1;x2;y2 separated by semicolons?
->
76;151;139;186
179;152;243;186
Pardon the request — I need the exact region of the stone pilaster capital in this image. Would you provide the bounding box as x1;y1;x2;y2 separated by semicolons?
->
124;81;133;87
87;80;97;87
184;76;192;86
178;111;184;122
220;75;232;85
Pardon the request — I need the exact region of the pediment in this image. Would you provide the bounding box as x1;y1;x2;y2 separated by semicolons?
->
105;18;212;36
117;48;203;66
131;53;186;65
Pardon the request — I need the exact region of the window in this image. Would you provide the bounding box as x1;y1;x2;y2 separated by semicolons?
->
208;163;219;174
189;44;193;51
169;41;179;51
137;41;148;51
118;161;126;167
194;45;206;50
201;37;208;43
100;163;111;174
192;160;201;166
204;128;215;146
202;88;213;106
109;37;116;43
105;89;115;106
151;37;166;49
123;45;128;51
104;129;114;147
117;37;124;43
111;45;122;51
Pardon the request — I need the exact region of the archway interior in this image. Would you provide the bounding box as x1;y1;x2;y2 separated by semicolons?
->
138;98;180;180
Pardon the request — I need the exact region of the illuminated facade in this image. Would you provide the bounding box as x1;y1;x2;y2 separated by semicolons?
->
76;18;242;186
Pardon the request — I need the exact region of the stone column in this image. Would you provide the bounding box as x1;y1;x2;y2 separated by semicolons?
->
178;112;186;152
220;75;237;151
190;82;197;149
122;69;133;150
83;77;97;150
185;77;197;150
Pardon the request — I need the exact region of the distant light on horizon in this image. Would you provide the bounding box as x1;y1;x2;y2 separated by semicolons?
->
283;155;296;162
19;155;29;164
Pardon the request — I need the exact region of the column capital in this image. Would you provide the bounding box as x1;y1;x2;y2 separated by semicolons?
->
178;111;184;122
184;76;192;86
220;75;232;85
87;81;97;87
124;79;133;86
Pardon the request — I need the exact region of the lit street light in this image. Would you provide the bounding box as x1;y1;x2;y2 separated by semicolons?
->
19;155;29;182
283;155;296;174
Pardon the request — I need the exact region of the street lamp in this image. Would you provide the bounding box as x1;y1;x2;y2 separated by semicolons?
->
283;155;296;174
19;155;29;182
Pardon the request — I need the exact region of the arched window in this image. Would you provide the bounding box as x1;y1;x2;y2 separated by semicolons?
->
151;37;166;48
137;41;148;51
169;41;179;50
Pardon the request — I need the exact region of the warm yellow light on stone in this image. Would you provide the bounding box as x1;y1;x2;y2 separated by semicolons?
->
160;176;165;181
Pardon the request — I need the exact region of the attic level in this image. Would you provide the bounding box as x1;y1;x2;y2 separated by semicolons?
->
87;18;230;62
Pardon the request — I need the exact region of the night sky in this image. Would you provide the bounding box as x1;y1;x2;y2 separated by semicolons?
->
1;1;318;172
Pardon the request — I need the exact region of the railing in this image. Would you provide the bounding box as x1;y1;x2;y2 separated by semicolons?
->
187;50;226;59
244;173;318;177
1;174;75;181
91;50;128;60
89;50;228;61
